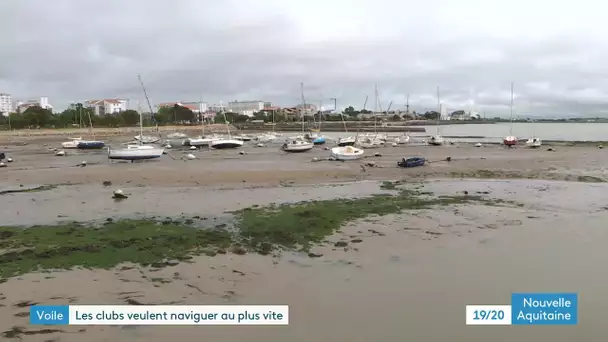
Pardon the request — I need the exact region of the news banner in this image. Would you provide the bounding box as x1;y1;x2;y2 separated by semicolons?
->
28;293;577;326
466;293;578;325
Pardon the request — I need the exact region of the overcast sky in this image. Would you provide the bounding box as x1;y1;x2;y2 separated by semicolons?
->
1;0;608;117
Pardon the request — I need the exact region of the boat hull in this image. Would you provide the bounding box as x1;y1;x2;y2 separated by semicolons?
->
503;136;518;146
525;139;542;148
108;147;164;160
330;146;364;160
210;139;244;149
398;157;426;168
312;137;326;145
337;140;356;147
282;144;314;152
77;141;105;149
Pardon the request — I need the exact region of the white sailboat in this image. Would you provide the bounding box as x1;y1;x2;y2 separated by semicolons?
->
108;75;164;161
357;85;385;148
525;101;542;148
283;83;314;153
337;96;357;147
185;112;219;147
428;86;444;146
210;108;244;149
395;94;411;144
503;82;518;147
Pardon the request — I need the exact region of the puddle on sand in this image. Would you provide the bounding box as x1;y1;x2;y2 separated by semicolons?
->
1;179;608;341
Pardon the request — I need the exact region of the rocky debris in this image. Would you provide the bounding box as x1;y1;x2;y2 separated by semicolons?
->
334;241;348;247
446;156;452;162
374;152;382;157
365;161;376;167
102;180;112;187
190;146;197;150
547;147;555;152
112;189;128;200
228;245;247;255
311;157;320;162
55;150;66;156
239;151;247;155
185;154;196;160
475;143;482;147
0;162;6;168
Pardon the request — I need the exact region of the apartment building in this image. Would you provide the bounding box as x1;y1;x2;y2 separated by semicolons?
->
0;93;11;116
228;100;271;116
15;96;53;113
85;99;128;115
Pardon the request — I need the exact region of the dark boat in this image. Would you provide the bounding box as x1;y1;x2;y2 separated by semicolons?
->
397;157;426;168
77;141;106;149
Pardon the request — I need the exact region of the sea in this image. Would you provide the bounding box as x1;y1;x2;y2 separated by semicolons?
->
308;122;608;143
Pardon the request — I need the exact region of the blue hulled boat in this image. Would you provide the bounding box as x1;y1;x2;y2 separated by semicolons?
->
312;136;326;145
397;157;426;168
77;141;106;149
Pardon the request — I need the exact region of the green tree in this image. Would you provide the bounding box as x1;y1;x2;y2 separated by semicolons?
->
120;109;140;126
172;104;195;123
22;106;53;127
157;106;173;124
423;111;440;120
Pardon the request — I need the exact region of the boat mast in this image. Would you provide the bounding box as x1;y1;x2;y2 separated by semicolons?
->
436;86;441;135
374;83;378;134
137;101;143;145
300;82;305;134
137;74;157;139
200;96;205;137
86;104;95;139
509;82;514;136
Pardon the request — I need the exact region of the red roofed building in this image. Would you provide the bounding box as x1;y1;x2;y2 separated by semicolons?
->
85;99;128;115
156;101;208;113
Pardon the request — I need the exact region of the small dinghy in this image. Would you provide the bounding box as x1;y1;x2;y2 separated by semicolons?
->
397;157;426;168
312;136;326;145
77;140;105;149
330;146;364;161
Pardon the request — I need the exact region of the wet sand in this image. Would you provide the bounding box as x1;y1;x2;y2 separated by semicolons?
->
1;137;608;341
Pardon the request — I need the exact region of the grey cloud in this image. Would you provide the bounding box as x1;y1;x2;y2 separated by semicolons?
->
1;0;608;117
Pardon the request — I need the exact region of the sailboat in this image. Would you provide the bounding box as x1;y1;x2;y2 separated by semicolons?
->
503;82;518;147
108;75;164;161
428;87;444;146
337;96;362;147
357;84;385;148
305;98;326;145
209;109;244;149
394;94;411;144
283;83;314;153
185;110;219;147
61;105;105;149
525;101;542;148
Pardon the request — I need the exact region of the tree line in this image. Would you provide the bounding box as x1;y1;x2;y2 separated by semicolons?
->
0;103;474;130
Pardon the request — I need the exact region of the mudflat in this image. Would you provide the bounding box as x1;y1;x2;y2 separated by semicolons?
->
1;136;607;341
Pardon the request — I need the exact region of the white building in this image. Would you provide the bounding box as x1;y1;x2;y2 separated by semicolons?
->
0;93;11;116
440;103;448;120
85;99;128;115
15;96;53;113
228;100;269;117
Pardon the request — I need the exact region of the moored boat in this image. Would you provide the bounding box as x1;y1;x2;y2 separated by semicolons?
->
397;157;426;168
210;138;244;149
337;136;356;147
77;140;105;149
330;146;364;160
108;146;164;161
282;139;314;152
525;137;542;148
428;135;444;146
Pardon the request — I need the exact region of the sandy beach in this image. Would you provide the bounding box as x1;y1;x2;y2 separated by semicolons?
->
1;134;607;341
